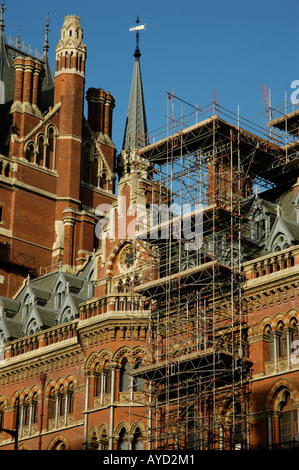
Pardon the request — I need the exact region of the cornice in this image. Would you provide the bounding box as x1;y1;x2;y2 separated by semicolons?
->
244;265;299;293
0;341;83;387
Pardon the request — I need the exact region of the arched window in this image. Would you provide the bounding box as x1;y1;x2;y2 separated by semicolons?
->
229;402;244;450
120;359;130;392
99;171;107;189
31;392;38;424
99;428;108;450
89;430;98;450
68;51;73;68
23;294;33;319
133;359;145;392
118;427;129;450
103;363;111;394
52;439;66;450
267;327;275;361
87;270;94;298
117;280;124;293
55;283;65;310
48;387;56;420
90;157;98;187
36;135;44;166
94;364;101;397
23;395;30;427
77;54;82;71
45;127;55;170
58;385;65;417
132;427;143;450
4;164;9;177
278;323;288;358
65;52;69;69
280;392;299;446
67;383;74;414
25;142;35;163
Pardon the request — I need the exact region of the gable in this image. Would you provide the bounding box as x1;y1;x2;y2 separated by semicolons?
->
265;217;299;252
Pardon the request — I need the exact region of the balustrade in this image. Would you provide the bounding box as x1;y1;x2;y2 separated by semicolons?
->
79;293;149;320
6;322;77;359
243;246;299;281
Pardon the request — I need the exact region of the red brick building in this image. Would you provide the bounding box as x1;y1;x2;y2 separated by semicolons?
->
1;5;299;451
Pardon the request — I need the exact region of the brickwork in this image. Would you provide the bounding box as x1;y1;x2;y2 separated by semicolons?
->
0;14;116;298
1;12;299;452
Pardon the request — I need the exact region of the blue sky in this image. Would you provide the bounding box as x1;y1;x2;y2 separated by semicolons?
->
3;0;299;152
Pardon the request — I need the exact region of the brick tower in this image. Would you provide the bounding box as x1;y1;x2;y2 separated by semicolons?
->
54;15;86;212
0;11;116;296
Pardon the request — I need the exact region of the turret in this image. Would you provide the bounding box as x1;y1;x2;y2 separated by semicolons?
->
54;15;86;204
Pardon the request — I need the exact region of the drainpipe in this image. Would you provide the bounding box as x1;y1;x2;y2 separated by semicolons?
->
83;373;90;450
109;364;116;450
267;412;272;450
38;373;47;450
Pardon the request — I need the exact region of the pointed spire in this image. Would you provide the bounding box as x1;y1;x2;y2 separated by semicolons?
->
42;11;54;87
122;17;148;152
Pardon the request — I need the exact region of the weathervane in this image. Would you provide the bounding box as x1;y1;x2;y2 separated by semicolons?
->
43;12;50;53
129;16;146;57
0;0;5;33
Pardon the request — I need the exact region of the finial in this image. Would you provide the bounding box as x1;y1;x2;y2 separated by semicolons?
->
0;1;5;33
135;16;140;55
129;16;146;59
43;12;50;53
16;29;21;50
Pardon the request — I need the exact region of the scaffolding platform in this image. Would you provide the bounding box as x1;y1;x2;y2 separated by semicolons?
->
134;260;232;297
269;108;299;136
139;115;295;183
131;348;252;384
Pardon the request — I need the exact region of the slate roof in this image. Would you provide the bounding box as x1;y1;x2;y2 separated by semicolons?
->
0;258;94;342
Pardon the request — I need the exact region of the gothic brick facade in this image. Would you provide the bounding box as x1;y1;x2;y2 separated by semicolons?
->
1;8;299;451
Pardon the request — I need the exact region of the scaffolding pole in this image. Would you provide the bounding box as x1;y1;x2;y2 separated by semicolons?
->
127;93;299;450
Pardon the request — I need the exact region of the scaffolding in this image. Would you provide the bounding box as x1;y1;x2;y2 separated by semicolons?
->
128;93;299;450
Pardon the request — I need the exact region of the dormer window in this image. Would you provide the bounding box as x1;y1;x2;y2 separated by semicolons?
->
55;283;65;310
87;270;94;298
23;294;33;319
